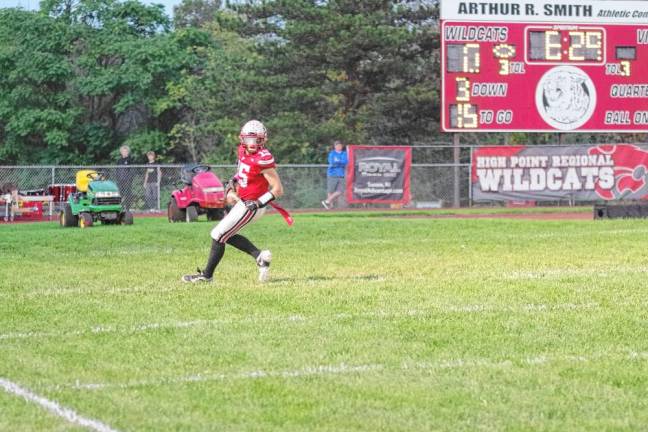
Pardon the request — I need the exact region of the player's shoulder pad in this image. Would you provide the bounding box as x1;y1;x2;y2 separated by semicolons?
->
256;149;275;166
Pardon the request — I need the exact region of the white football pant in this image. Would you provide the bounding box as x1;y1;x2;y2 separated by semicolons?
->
210;200;266;243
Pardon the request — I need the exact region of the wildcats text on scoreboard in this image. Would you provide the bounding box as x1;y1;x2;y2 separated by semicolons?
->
444;26;508;42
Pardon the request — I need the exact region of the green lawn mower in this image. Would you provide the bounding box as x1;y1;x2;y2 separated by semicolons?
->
59;169;134;228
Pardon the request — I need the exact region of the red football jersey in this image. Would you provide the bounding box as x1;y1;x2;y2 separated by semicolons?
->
235;146;276;200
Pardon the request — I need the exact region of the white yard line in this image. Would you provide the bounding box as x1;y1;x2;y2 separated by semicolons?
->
53;363;384;391
0;284;192;300
0;377;119;432
45;351;648;393
3;274;387;299
0;302;601;341
5;264;648;299
502;266;648;280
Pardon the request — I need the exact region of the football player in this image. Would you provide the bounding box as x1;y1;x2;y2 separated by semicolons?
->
182;120;284;283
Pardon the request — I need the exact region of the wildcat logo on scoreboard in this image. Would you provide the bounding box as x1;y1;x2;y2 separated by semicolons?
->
535;66;597;130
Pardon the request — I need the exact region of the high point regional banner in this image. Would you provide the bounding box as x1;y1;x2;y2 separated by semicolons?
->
346;145;411;204
472;144;648;201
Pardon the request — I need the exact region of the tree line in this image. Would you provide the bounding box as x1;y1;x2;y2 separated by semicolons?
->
0;0;441;165
4;0;635;166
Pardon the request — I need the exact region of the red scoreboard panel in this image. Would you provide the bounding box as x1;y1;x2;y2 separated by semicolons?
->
441;0;648;132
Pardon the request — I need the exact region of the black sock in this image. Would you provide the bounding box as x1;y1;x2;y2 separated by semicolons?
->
203;240;225;278
226;234;260;259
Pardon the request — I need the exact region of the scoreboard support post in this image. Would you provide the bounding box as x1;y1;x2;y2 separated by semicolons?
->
453;133;461;208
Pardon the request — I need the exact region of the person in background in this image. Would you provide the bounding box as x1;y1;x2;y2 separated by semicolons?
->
116;145;134;210
322;140;347;209
143;151;159;212
4;183;19;219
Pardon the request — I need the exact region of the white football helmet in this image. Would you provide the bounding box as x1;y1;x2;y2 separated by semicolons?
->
239;120;267;154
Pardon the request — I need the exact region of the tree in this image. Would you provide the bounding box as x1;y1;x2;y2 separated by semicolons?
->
155;25;224;163
174;0;222;28
215;0;441;160
0;0;206;164
0;0;448;165
0;9;78;163
56;0;178;162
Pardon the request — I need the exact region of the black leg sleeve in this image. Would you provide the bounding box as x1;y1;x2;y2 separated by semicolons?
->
203;240;226;278
226;234;260;259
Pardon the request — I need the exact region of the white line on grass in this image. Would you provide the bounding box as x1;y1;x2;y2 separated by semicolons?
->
53;363;384;391
0;302;601;341
513;228;648;240
0;377;119;432
0;284;192;299
6;264;648;300
418;266;648;282
502;266;648;280
3;274;388;299
45;351;648;393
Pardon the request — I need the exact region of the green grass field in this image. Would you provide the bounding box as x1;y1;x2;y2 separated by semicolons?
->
1;210;648;431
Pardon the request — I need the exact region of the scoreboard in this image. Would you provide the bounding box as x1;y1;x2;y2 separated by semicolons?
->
441;0;648;132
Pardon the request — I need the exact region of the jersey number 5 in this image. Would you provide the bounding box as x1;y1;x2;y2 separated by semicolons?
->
237;162;251;187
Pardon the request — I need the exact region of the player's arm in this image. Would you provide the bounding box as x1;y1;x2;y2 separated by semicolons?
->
262;168;283;199
243;168;283;211
225;176;240;205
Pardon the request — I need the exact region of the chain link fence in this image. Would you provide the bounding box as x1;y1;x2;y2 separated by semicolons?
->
4;140;646;221
0;146;472;220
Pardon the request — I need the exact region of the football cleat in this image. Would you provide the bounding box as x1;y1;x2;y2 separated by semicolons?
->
181;268;213;283
256;250;272;283
321;200;330;210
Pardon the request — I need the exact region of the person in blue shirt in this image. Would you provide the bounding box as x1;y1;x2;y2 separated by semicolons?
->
322;140;348;209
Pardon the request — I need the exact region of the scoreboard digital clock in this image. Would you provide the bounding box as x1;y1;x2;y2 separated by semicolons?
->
441;0;648;132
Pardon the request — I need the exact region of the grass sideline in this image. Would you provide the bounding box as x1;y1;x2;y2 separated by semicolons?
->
1;212;648;431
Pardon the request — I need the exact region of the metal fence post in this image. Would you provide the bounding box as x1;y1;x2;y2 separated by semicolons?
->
51;166;55;185
453;134;460;207
157;166;161;211
468;146;473;207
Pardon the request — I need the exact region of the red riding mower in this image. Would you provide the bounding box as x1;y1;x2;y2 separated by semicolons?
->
168;164;227;222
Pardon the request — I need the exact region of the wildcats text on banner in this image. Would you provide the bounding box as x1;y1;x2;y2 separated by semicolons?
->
472;144;648;201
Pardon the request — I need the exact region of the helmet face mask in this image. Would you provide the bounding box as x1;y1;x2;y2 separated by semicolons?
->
241;136;262;153
239;120;267;154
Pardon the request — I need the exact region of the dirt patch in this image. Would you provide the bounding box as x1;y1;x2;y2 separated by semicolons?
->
0;211;166;225
288;207;593;220
0;208;594;224
388;212;592;220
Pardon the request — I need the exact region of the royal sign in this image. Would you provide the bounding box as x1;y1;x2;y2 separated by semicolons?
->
346;146;411;204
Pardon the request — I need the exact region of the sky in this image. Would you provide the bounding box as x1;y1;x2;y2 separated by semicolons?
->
0;0;181;17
